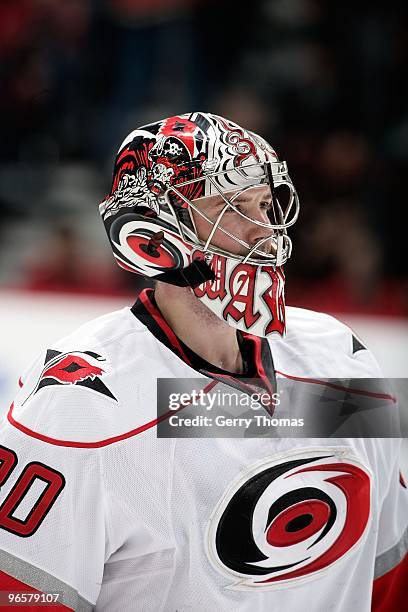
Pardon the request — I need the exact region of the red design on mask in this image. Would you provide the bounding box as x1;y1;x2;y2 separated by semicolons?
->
193;254;227;300
223;264;261;329
262;267;286;335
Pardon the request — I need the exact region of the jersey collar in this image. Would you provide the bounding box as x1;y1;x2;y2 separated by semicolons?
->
131;288;277;412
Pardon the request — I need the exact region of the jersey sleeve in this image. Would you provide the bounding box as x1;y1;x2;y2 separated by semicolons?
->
0;415;106;611
0;346;112;610
1;341;176;612
371;439;408;611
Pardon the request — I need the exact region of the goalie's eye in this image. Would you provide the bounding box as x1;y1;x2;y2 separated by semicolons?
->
224;204;242;214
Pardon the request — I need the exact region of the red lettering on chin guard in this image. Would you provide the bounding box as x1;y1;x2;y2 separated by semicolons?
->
262;267;286;335
193;254;227;300
192;252;286;335
223;264;261;329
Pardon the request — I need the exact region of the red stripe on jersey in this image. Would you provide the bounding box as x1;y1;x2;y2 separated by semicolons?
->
7;380;218;448
0;570;72;610
275;370;396;403
372;552;408;611
139;289;193;366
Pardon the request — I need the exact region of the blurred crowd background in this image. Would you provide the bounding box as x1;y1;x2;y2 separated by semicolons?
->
0;0;407;316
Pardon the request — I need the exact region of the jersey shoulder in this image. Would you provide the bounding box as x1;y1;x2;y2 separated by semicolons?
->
285;305;356;344
272;306;383;378
7;307;156;446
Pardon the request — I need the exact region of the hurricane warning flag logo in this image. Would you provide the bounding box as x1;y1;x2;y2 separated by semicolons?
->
206;448;372;590
24;349;117;403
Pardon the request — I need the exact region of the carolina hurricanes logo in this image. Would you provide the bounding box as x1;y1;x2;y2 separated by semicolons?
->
23;349;117;404
206;449;372;590
110;214;191;277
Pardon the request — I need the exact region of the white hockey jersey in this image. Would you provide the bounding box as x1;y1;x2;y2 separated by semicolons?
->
0;289;407;611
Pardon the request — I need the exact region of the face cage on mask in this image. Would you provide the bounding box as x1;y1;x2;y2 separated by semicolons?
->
162;160;300;267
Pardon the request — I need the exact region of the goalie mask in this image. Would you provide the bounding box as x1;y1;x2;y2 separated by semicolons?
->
100;112;300;337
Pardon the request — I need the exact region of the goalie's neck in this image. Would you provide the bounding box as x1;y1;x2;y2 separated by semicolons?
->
154;281;244;374
131;287;277;401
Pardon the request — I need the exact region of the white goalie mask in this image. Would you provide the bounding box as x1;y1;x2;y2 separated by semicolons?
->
100;112;300;337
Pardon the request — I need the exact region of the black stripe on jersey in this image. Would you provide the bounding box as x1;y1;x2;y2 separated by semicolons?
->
352;335;367;354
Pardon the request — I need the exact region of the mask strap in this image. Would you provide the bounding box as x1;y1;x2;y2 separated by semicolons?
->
155;258;215;288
